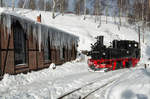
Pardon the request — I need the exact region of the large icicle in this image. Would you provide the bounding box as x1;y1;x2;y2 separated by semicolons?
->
38;25;42;52
2;15;6;38
6;14;11;35
33;24;37;40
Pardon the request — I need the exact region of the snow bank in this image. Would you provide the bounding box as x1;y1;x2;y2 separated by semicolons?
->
106;67;150;99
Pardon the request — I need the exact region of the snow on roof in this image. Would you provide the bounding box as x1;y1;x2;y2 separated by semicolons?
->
0;9;79;51
0;8;79;39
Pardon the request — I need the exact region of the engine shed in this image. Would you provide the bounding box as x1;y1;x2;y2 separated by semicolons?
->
0;13;79;79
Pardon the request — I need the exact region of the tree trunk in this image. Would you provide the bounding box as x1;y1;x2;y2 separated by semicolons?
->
23;0;27;9
114;14;116;24
59;0;63;16
118;0;122;30
138;26;141;48
0;0;2;7
148;0;150;8
52;0;56;19
105;7;108;24
97;15;101;28
83;0;86;20
12;0;15;10
44;0;46;11
142;26;145;43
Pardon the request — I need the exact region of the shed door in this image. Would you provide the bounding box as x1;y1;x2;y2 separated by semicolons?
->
13;21;27;66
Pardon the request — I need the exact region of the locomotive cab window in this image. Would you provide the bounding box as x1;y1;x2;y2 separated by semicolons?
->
13;21;27;65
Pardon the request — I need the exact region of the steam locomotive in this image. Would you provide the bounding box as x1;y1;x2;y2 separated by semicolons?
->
87;36;140;71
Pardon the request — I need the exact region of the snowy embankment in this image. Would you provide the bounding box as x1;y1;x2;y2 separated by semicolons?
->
105;67;150;99
0;8;150;99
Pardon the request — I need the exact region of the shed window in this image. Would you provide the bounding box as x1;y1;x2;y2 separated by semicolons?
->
63;47;65;59
13;21;27;65
44;35;51;61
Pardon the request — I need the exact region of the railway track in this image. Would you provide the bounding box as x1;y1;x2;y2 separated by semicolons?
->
81;80;116;99
57;78;117;99
57;68;133;99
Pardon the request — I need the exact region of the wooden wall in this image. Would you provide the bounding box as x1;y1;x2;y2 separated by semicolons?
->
0;14;78;77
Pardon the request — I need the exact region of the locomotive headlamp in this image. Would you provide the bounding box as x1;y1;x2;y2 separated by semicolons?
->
102;52;106;55
129;44;131;47
126;50;129;54
134;44;137;47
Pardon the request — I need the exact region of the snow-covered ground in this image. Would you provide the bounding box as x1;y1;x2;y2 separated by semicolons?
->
0;8;150;99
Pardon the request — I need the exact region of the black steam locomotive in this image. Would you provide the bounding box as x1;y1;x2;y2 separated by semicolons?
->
87;36;140;71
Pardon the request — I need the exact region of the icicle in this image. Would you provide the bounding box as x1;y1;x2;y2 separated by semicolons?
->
38;25;42;52
6;14;11;35
33;25;37;40
42;27;48;47
27;23;31;36
3;15;6;38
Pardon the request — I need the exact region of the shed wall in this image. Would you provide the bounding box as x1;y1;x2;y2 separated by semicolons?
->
0;13;78;77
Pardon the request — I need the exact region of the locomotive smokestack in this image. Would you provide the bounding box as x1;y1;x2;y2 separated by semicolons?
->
96;36;104;45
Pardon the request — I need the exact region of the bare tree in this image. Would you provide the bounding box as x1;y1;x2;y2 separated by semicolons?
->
97;0;102;28
46;0;51;11
17;0;24;8
12;0;15;10
83;0;86;20
29;0;36;10
75;0;81;15
75;0;84;15
61;0;65;16
149;0;150;8
44;0;46;11
117;0;123;30
23;0;28;9
141;0;144;21
93;0;100;22
52;0;56;19
0;0;2;7
57;0;65;15
105;6;108;24
38;0;44;10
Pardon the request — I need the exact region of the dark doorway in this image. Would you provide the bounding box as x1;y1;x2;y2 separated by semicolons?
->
13;21;27;65
44;33;51;61
0;45;1;76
